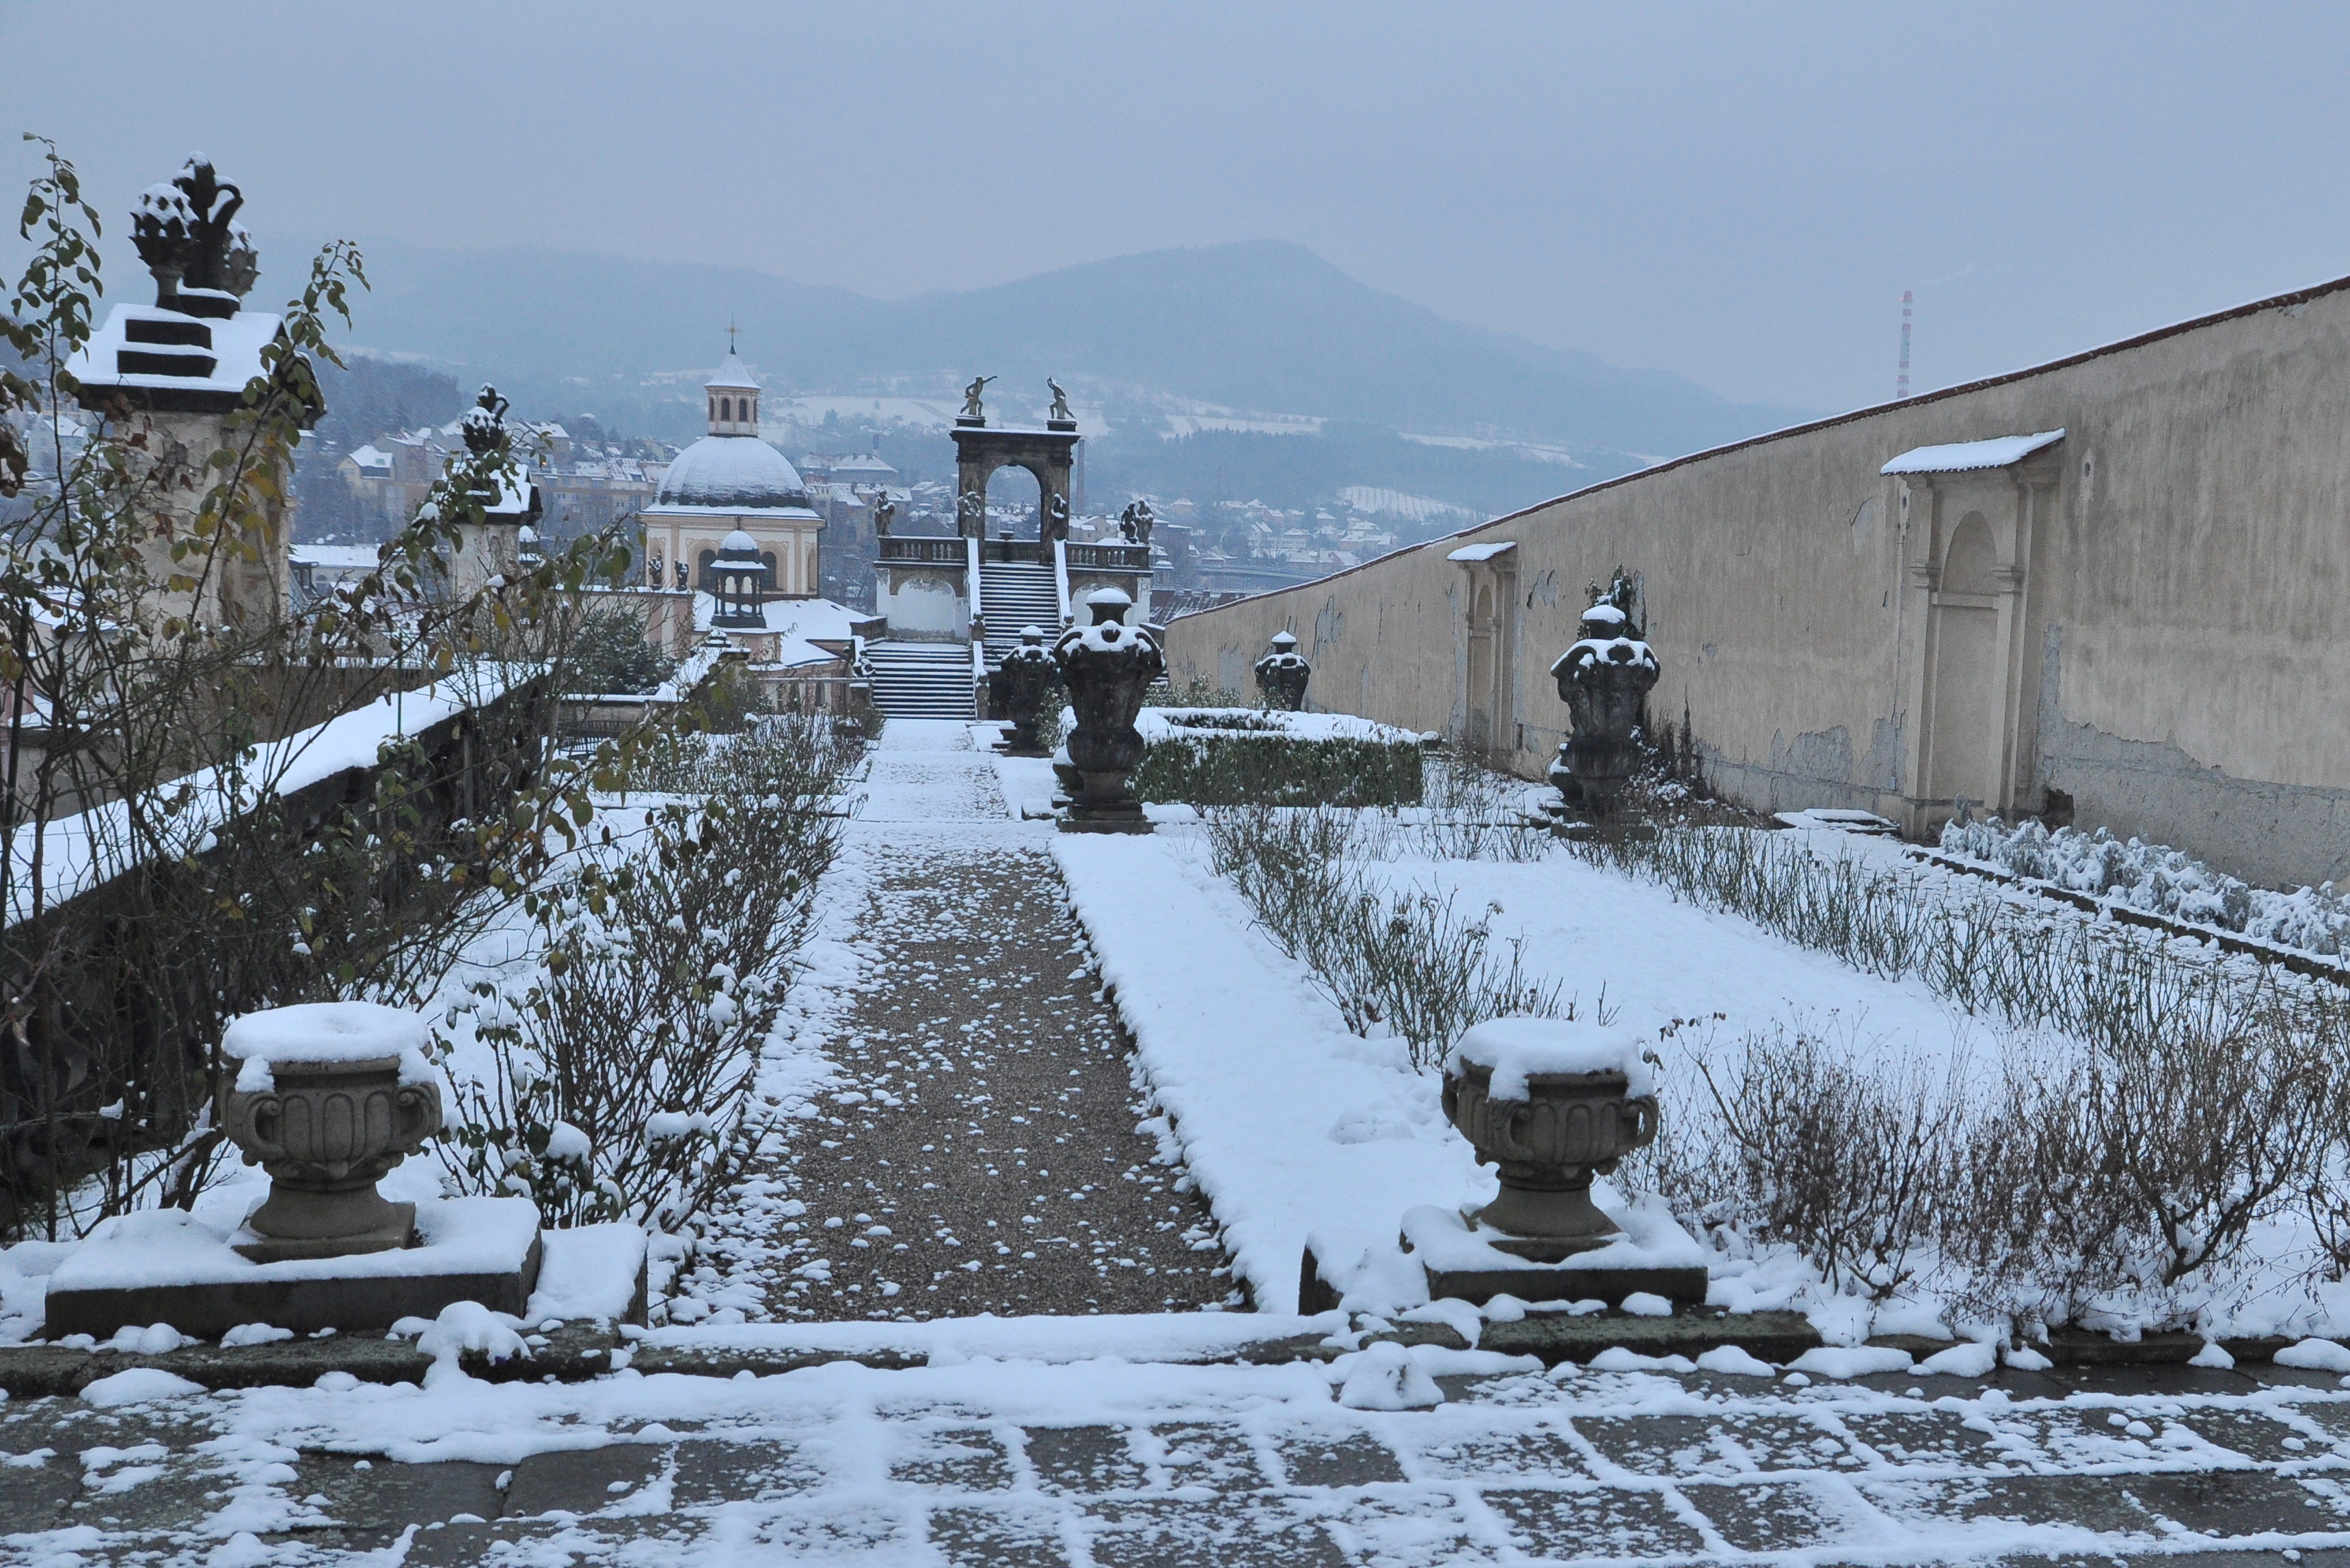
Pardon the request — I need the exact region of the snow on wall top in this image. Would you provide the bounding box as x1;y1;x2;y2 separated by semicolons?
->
1880;429;2064;475
5;664;530;928
652;433;811;513
68;304;286;396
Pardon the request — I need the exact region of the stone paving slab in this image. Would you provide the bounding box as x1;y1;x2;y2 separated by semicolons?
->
5;1359;2350;1564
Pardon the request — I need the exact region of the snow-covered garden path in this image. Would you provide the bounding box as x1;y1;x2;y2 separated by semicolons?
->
701;720;1234;1323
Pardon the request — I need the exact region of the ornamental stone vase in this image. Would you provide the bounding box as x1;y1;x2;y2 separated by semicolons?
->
221;1003;444;1263
1253;631;1312;712
1053;588;1163;830
1548;573;1660;817
995;625;1062;755
1442;1019;1660;1260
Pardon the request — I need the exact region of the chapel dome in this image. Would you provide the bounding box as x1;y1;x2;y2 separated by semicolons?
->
654;433;811;512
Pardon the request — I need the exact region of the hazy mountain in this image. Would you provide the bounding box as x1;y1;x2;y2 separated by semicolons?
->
302;237;1807;456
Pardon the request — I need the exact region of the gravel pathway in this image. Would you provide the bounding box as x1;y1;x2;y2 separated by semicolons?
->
725;720;1236;1322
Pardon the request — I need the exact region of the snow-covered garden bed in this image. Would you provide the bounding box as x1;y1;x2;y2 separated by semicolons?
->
1058;801;2350;1353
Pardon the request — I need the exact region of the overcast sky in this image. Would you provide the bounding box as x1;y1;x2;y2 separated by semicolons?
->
11;2;2350;413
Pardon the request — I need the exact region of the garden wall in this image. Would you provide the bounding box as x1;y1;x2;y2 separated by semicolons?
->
1163;274;2350;890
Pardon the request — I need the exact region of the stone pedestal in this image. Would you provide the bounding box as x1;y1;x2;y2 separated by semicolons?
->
1548;572;1660;817
42;1197;544;1340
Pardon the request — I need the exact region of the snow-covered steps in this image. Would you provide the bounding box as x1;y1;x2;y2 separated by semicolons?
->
865;640;975;718
977;558;1062;667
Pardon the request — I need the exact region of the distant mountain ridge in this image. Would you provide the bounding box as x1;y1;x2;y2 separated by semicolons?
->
293;237;1806;457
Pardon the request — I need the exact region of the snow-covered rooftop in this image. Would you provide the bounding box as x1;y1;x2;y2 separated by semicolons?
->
705;349;759;390
1880;429;2065;475
689;593;865;645
1446;541;1515;562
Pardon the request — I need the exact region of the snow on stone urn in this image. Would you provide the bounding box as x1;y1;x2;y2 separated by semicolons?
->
1053;587;1163;830
995;624;1062;755
1441;1016;1659;1259
221;1002;444;1262
1547;569;1660;817
1253;630;1312;712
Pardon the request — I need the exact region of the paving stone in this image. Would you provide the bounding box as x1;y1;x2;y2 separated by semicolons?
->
1151;1422;1268;1491
286;1454;505;1546
2047;1363;2260;1398
401;1515;602;1566
1414;1425;1590;1482
1863;1473;2156;1532
1023;1424;1152;1494
2123;1470;2342;1537
1705;1411;1865;1472
1481;1484;1707;1558
890;1425;1017;1491
502;1441;669;1517
669;1435;821;1505
1983;1405;2172;1468
1272;1429;1407;1488
1571;1414;1733;1478
2171;1407;2324;1463
66;1448;234;1534
1324;1490;1507;1566
930;1502;1070;1567
1085;1494;1347;1568
1677;1478;1869;1552
0;1450;81;1534
1837;1409;2014;1468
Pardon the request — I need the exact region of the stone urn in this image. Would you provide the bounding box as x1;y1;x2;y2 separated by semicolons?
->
1548;571;1660;817
1053;587;1163;830
221;1002;444;1262
1253;631;1312;712
1441;1017;1659;1260
994;625;1062;755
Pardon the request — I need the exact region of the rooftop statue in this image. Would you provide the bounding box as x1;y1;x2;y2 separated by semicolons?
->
1047;378;1073;424
960;374;995;421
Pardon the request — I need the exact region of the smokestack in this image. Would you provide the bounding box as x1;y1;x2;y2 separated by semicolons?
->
1897;290;1913;401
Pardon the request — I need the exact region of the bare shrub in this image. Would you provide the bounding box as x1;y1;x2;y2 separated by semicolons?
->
1412;757;1550;862
1690;1025;1959;1299
1204;803;1578;1070
437;717;853;1230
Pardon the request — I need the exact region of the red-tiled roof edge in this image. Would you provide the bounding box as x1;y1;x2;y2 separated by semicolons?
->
1202;269;2350;610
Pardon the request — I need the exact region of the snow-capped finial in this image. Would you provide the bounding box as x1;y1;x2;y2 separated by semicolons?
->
461;385;511;457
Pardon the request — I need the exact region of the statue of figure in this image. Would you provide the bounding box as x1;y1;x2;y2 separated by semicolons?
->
957;487;987;536
960;375;995;421
649;550;665;586
674;561;688;590
871;491;896;537
1119;498;1155;546
1044;490;1070;539
1047;378;1073;423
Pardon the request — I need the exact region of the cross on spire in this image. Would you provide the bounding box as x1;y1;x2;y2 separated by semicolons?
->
728;316;739;353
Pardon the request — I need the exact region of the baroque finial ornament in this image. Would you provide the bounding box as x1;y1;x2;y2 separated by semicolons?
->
1548;567;1660;817
131;154;255;318
461;384;512;457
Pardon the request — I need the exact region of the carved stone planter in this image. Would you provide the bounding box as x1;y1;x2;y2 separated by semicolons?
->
221;1003;444;1262
994;625;1061;755
1441;1018;1658;1261
1548;571;1660;817
1053;588;1163;831
1253;631;1311;712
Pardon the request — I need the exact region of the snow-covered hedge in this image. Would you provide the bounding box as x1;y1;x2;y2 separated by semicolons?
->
1941;816;2350;957
1131;707;1423;807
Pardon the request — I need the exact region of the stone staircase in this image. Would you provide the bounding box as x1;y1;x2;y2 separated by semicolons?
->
977;559;1063;669
863;640;975;719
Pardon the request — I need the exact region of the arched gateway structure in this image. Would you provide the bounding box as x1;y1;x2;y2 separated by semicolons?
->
867;381;1152;719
